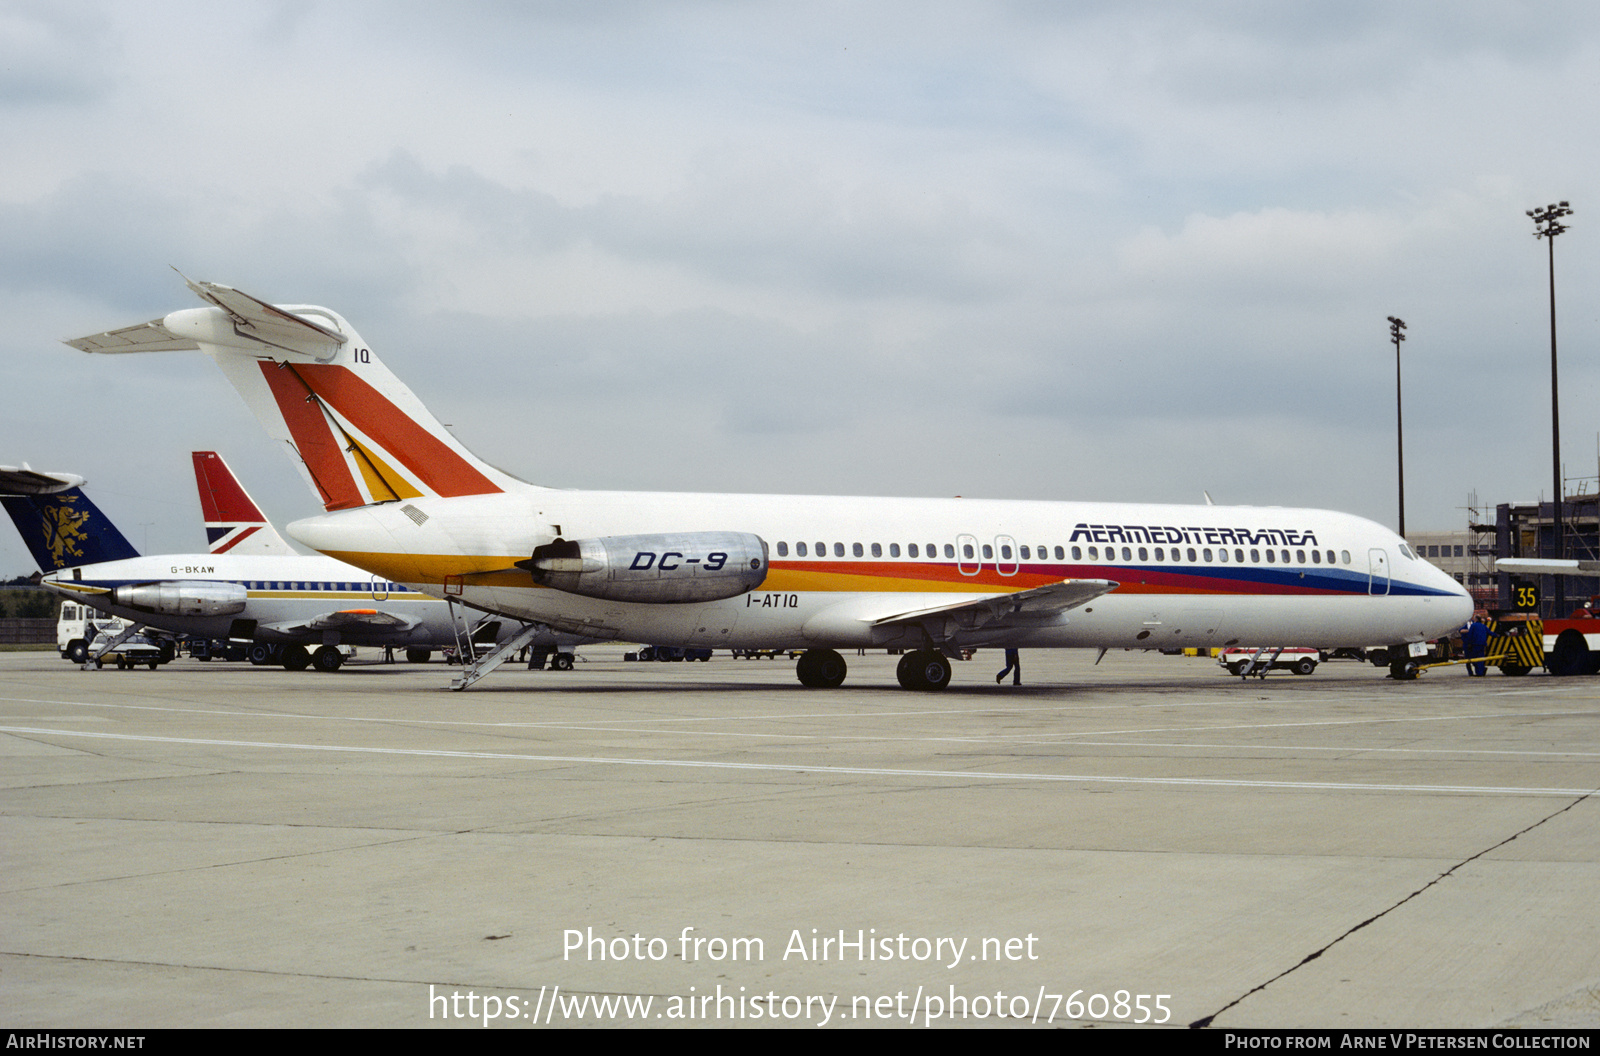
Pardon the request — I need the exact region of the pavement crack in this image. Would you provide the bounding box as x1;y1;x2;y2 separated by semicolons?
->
1190;786;1599;1029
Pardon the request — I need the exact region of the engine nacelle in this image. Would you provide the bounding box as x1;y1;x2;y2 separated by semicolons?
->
112;580;249;617
518;532;768;604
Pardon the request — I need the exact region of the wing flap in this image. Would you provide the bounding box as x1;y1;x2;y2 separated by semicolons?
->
871;578;1119;629
261;609;421;635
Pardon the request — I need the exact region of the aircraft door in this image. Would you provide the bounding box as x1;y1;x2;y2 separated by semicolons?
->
1367;549;1390;596
956;533;981;576
995;535;1019;577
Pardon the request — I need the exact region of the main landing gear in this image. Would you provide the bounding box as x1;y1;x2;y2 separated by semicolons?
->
896;650;952;691
792;647;956;690
795;648;847;688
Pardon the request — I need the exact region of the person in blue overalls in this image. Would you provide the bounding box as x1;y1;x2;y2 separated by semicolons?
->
1461;615;1490;677
996;647;1021;685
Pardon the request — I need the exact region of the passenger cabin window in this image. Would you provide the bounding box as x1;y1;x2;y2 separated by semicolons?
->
797;542;807;557
834;543;845;558
1072;546;1082;560
1054;546;1065;560
853;543;864;557
777;541;789;557
908;544;918;558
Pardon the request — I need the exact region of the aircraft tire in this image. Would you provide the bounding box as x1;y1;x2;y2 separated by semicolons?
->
796;648;847;688
895;652;918;686
248;643;277;666
896;650;951;691
405;648;431;664
281;645;312;671
311;645;344;672
66;640;88;664
1293;658;1316;675
552;653;574;671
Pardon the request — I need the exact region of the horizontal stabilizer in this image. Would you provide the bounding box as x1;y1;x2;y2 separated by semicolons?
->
176;279;346;359
64;277;516;513
63;319;200;354
871;578;1119;629
1496;558;1600;575
0;463;86;495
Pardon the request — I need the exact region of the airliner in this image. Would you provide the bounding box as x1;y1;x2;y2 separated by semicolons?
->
65;279;1474;689
7;451;573;670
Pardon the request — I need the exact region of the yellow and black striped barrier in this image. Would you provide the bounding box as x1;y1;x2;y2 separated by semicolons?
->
1487;617;1543;675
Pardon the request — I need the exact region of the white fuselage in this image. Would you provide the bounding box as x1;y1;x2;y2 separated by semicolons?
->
40;552;512;648
285;487;1474;652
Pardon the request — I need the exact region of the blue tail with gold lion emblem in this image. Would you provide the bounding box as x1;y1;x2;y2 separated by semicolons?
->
1;488;139;572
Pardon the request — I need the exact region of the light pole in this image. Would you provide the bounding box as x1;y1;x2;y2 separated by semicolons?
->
1528;200;1572;616
1387;315;1407;539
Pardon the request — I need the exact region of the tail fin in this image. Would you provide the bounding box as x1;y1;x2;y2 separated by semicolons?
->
192;451;296;555
0;488;139;571
67;279;527;512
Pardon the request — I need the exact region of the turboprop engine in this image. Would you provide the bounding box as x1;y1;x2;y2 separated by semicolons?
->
112;581;249;617
517;532;768;604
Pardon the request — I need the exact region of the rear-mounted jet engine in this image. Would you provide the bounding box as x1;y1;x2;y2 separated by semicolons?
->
112;581;249;617
518;532;768;604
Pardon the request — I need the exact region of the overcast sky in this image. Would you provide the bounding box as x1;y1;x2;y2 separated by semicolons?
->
4;1;1598;574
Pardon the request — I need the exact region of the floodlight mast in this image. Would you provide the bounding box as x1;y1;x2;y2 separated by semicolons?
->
1388;315;1407;538
1528;200;1572;616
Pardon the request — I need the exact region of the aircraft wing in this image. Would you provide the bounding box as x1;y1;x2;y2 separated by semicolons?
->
0;463;87;495
1496;558;1600;575
259;609;422;635
870;579;1120;630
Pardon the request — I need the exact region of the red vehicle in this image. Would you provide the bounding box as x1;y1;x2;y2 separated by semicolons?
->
1540;602;1600;676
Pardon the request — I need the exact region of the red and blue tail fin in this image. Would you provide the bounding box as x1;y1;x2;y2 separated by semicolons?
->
192;451;295;555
